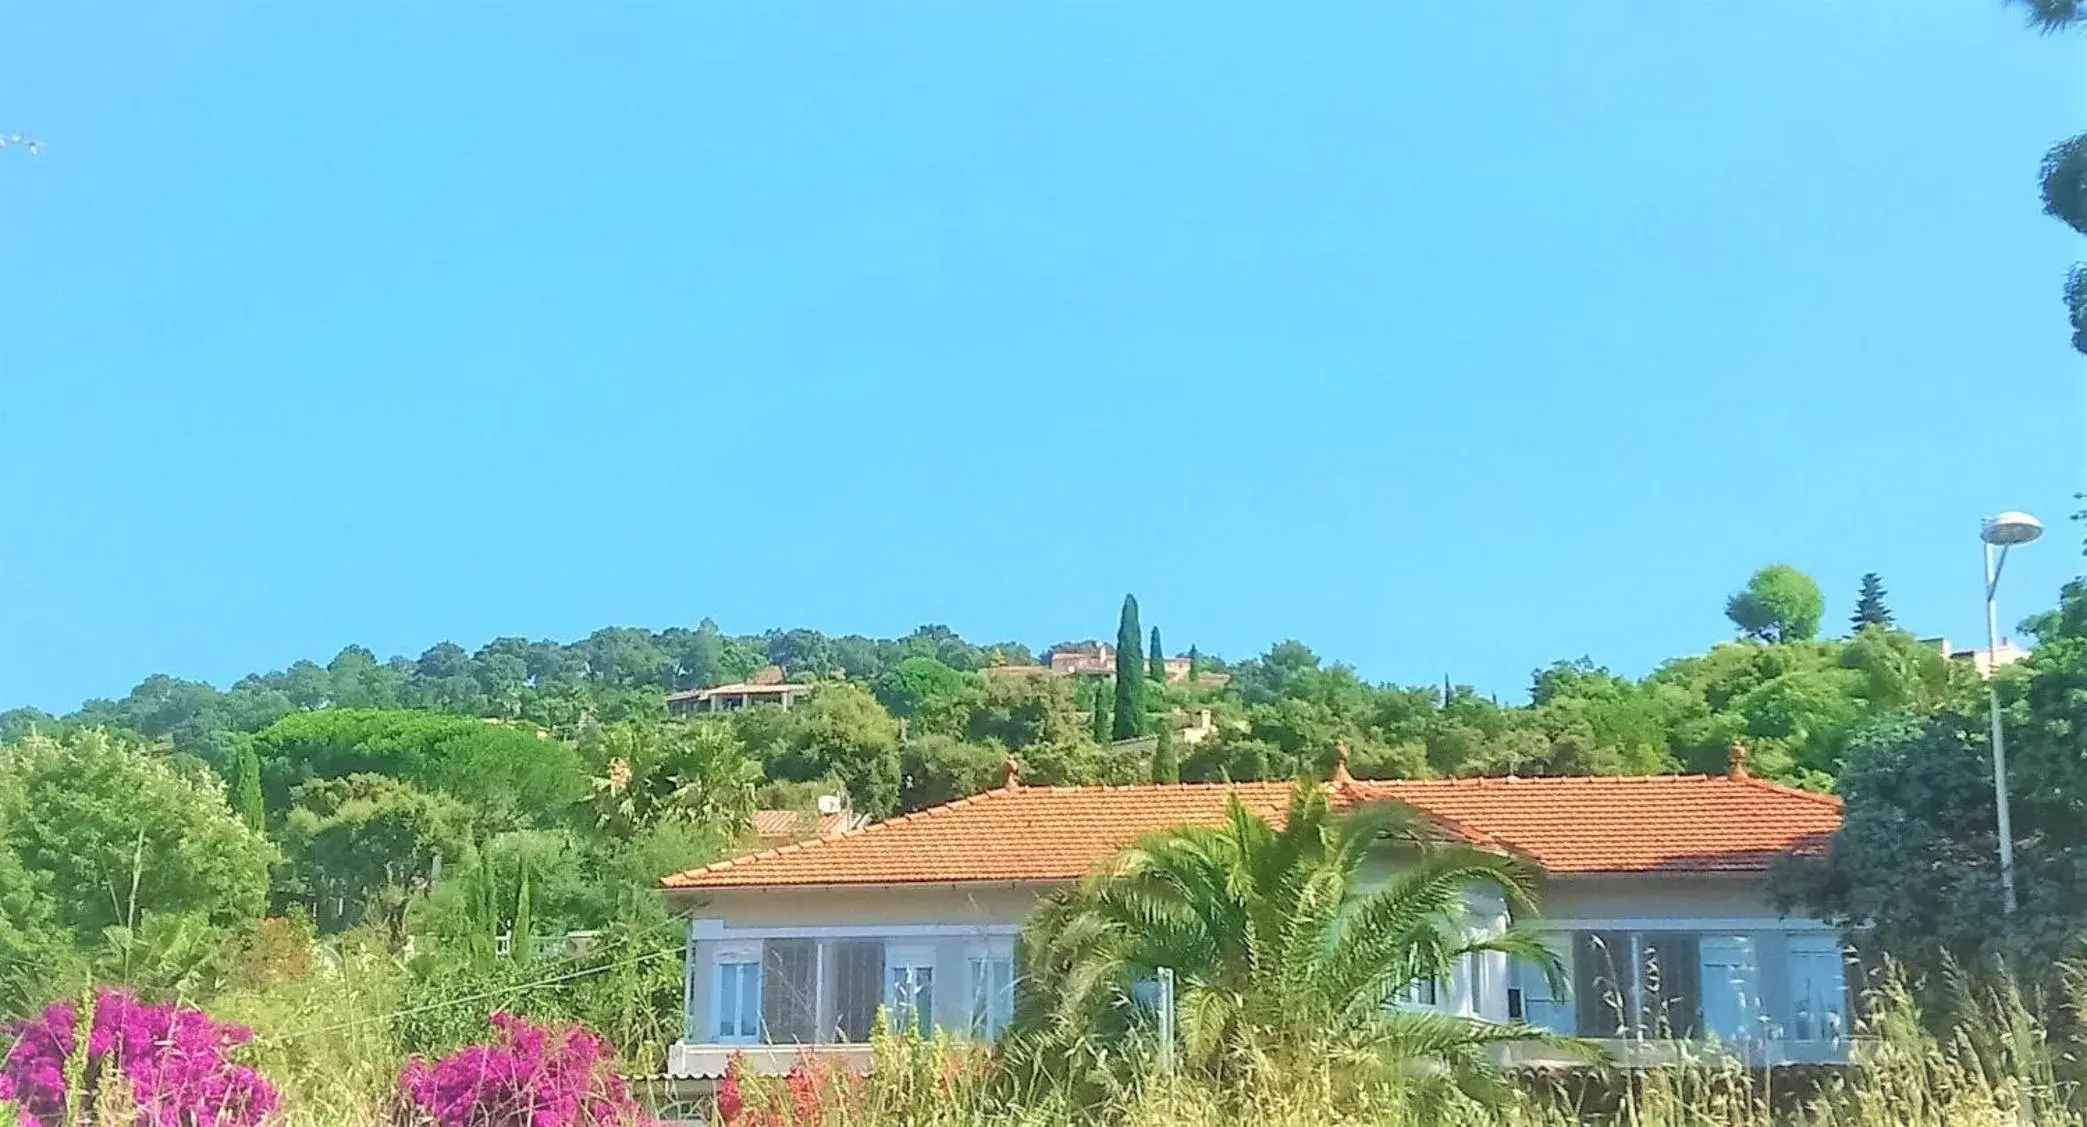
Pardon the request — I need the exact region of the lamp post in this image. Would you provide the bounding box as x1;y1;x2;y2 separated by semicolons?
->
1980;511;2043;917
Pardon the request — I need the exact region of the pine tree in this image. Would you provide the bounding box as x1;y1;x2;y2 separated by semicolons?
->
229;746;265;833
1148;626;1166;683
1114;595;1144;741
1152;723;1180;784
1090;680;1113;744
1851;572;1895;632
1187;644;1201;684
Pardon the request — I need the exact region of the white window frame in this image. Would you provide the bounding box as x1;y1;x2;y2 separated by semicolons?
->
712;941;763;1045
885;942;937;1037
966;938;1017;1041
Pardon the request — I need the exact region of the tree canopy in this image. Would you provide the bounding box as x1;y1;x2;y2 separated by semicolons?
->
1012;785;1568;1106
1726;565;1826;644
1778;580;2087;979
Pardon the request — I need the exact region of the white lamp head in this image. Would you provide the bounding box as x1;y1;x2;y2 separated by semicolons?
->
1982;511;2045;547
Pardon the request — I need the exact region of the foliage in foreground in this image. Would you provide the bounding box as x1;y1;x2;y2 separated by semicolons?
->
401;1012;644;1127
1012;783;1572;1109
1;990;279;1127
7;959;2087;1126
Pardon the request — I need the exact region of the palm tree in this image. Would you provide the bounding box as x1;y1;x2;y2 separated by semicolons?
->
1009;783;1576;1109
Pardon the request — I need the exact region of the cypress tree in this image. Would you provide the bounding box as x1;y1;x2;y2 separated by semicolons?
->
1187;645;1201;684
1114;595;1144;740
1148;627;1166;682
1851;572;1895;632
511;864;534;962
1090;680;1113;744
1151;723;1180;784
229;746;265;833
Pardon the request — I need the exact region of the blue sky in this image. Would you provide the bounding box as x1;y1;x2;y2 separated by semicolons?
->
1;4;2081;713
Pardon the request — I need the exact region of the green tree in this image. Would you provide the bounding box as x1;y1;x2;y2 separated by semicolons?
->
281;773;476;944
1089;681;1113;745
1780;581;2087;978
678;618;726;689
1725;565;1825;644
254;708;587;831
0;730;275;944
968;674;1088;752
1014;785;1567;1103
1148;627;1166;683
511;863;534;962
898;733;1004;811
1113;596;1144;740
873;655;978;736
228;745;266;832
1150;723;1179;784
1187;644;1202;684
1850;572;1894;633
758;682;904;817
582;719;760;837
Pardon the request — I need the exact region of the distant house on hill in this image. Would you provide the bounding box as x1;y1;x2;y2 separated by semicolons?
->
1047;642;1115;676
1036;643;1229;686
979;664;1051;680
667;665;812;717
751;794;862;846
1920;636;2030;680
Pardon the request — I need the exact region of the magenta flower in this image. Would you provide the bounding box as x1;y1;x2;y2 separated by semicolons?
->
2;990;278;1127
399;1012;647;1126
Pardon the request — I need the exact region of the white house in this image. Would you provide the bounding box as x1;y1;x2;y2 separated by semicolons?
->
658;748;1848;1080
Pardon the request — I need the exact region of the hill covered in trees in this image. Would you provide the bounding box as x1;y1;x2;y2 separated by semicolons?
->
4;563;2076;1066
2;566;1978;808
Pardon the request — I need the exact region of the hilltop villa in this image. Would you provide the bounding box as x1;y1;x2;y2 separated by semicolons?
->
657;748;1848;1080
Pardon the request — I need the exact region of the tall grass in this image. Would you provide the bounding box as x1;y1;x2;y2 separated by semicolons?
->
6;961;2082;1125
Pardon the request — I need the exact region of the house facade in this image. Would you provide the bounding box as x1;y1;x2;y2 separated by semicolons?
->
659;752;1847;1079
666;667;812;717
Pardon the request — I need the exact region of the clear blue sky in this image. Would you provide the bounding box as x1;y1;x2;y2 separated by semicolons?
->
2;4;2081;713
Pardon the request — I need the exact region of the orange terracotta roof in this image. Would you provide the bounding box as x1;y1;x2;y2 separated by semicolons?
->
661;775;1841;891
751;809;857;844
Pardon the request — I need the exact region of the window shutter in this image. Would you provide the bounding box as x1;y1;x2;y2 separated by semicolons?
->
762;940;818;1044
833;940;886;1042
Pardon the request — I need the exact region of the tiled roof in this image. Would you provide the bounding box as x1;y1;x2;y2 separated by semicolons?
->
751;809;857;844
1346;776;1841;875
661;775;1842;891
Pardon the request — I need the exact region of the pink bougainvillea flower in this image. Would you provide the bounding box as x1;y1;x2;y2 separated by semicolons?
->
399;1012;648;1126
1;990;278;1127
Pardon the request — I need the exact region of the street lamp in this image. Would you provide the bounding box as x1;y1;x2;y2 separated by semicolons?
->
1980;511;2042;917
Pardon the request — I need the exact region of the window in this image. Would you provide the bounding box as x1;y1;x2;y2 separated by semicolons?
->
1698;936;1760;1043
762;939;818;1045
885;943;936;1037
1396;977;1440;1008
832;941;885;1042
968;946;1016;1041
1788;936;1848;1043
1510;937;1573;1033
714;944;762;1043
1574;931;1635;1037
1572;931;1702;1039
